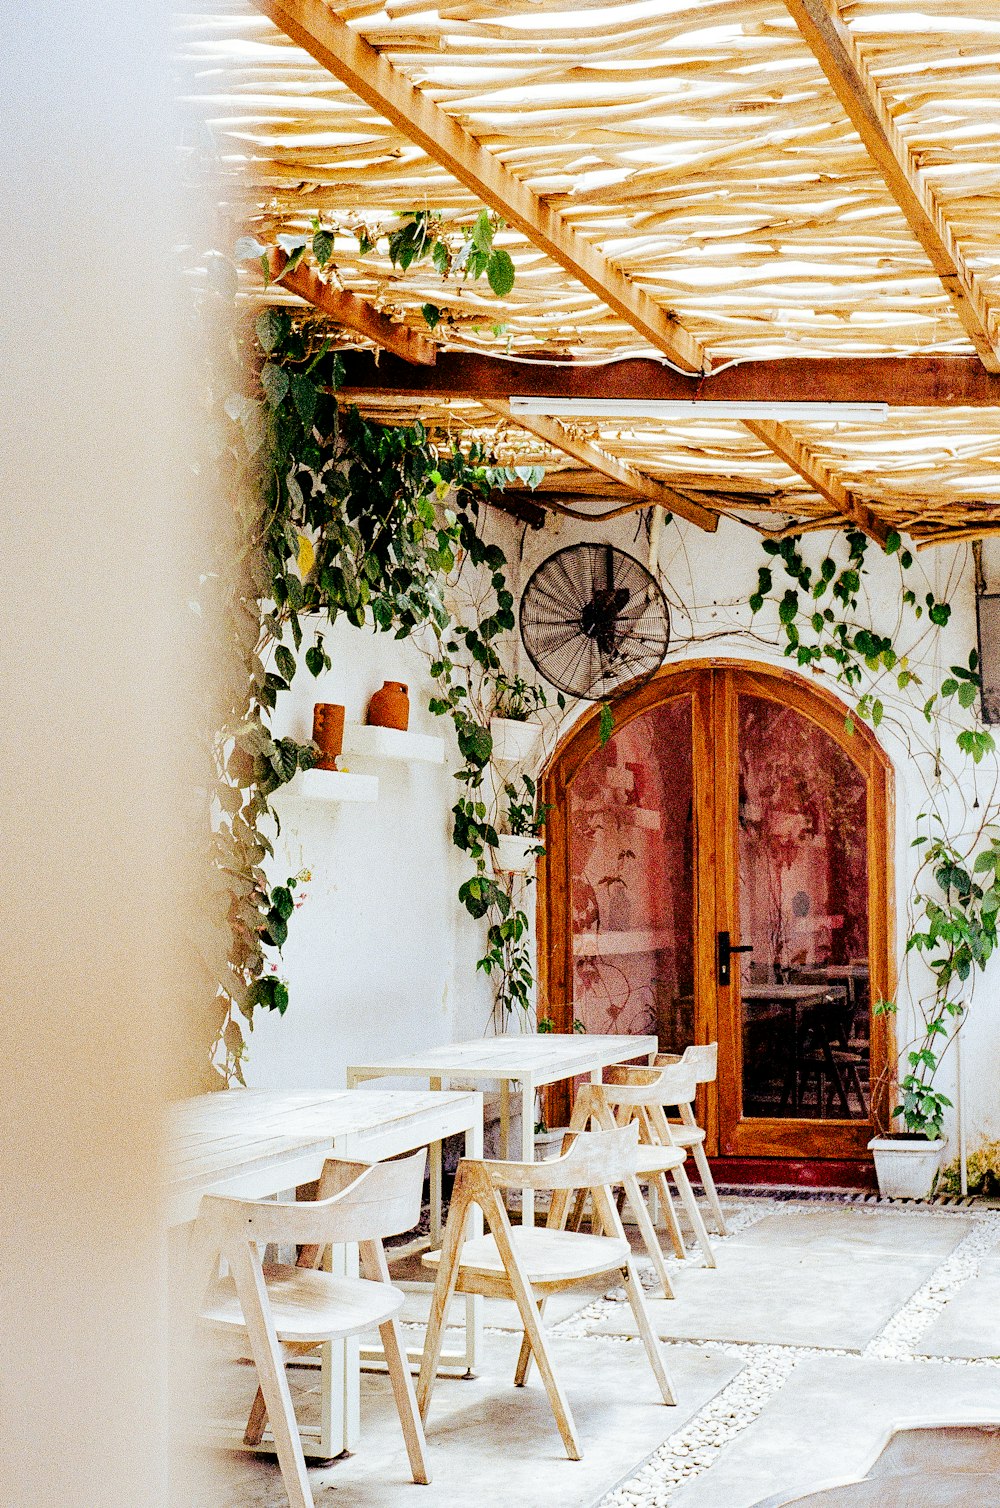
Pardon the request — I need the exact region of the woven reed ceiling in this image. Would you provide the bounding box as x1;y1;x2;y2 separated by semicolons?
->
182;0;1000;541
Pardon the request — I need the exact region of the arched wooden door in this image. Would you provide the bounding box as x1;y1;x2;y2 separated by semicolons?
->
539;660;894;1162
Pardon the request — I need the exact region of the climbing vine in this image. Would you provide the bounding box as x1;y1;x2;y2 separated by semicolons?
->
211;281;552;1079
748;526;997;1137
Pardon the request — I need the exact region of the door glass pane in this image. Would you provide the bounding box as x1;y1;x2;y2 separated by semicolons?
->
737;694;870;1121
567;698;695;1052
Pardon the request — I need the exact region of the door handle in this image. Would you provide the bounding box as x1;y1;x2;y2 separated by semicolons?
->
717;930;753;987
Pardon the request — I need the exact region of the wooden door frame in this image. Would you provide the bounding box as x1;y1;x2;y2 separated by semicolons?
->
714;663;895;1157
537;658;895;1153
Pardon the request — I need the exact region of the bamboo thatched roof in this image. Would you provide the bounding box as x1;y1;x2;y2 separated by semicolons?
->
181;0;1000;542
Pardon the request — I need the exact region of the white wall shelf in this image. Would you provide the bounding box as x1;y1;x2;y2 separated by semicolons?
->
342;724;446;765
295;769;379;803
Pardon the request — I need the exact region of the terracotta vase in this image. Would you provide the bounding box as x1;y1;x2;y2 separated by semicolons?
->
312;702;345;770
366;680;410;731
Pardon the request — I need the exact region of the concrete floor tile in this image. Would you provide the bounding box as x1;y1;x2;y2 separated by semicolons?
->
915;1254;1000;1358
202;1334;740;1508
669;1356;1000;1508
735;1208;971;1259
582;1241;943;1350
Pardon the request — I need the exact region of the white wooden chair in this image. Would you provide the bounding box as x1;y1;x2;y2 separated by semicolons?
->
568;1069;716;1271
416;1123;676;1461
191;1150;430;1508
653;1044;730;1235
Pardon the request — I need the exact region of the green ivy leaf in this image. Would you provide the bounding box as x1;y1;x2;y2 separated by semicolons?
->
261;362;290;407
256;309;290;354
778;589;799;625
471;209;493;254
599;702;614;746
275;645;296;683
312;229;335;267
290;373;318;429
486;248;516;298
457;721;493;768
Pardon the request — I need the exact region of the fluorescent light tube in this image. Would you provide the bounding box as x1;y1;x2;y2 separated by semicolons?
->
508;398;889;423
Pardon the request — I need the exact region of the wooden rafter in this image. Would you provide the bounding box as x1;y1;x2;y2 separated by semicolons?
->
338;352;1000;409
743;420;889;546
267;249;436;366
483;400;718;534
251;0;705;374
781;0;1000;374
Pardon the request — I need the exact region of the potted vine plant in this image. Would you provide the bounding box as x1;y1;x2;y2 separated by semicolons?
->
869;821;1000;1198
490;671;547;766
494;776;550;873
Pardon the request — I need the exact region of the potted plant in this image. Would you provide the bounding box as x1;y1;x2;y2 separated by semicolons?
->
867;825;999;1198
489;672;547;766
494;777;550;873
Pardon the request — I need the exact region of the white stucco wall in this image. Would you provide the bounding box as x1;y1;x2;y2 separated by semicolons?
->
247;499;999;1158
245;622;495;1091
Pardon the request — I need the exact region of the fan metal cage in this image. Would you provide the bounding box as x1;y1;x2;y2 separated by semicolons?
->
519;543;670;701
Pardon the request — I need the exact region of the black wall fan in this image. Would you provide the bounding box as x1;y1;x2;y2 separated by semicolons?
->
519;543;670;700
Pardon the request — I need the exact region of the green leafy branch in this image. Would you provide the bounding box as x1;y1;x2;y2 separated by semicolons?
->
876;822;1000;1137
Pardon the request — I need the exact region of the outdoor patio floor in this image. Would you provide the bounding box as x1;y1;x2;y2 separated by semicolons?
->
196;1193;1000;1508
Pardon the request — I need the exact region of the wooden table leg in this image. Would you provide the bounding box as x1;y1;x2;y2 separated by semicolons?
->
429;1076;444;1247
520;1075;535;1228
462;1109;484;1372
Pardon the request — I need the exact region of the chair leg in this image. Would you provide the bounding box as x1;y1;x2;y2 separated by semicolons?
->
243;1385;269;1448
621;1172;675;1299
229;1245;315;1508
689;1139;729;1237
671;1161;716;1269
416;1182;474;1422
621;1260;677;1406
483;1189;581;1460
566;1187;589;1232
359;1239;430;1485
514;1297;546;1386
380;1313;431;1485
653;1171;687;1259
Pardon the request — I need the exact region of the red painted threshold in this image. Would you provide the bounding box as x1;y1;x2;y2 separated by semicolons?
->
705;1157;878;1191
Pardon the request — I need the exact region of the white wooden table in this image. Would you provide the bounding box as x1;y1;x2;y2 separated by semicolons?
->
348;1034;657;1229
168;1088;483;1459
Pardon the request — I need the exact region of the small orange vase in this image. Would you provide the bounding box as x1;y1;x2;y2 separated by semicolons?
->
312;702;345;770
366;680;410;731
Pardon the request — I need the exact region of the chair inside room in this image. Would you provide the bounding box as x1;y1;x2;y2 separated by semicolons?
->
191;1149;430;1508
417;1122;677;1461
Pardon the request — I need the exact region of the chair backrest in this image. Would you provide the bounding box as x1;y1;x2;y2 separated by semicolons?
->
655;1043;718;1084
481;1122;640;1192
197;1148;425;1252
604;1061;699;1107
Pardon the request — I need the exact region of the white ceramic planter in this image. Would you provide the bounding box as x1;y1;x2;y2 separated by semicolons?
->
489;715;543;767
868;1136;944;1199
494;834;539;873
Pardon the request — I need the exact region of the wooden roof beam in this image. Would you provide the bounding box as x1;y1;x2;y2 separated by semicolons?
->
744;419;889;546
483;400;719;533
782;0;1000;373
337;351;1000;408
252;0;705;374
266;248;437;366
